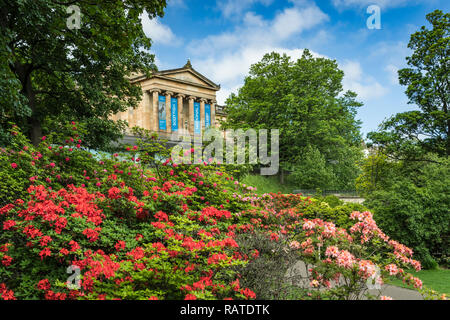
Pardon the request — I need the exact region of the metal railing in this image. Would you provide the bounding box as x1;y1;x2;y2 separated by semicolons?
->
292;190;359;197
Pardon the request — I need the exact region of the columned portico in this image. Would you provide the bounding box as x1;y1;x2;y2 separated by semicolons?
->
177;93;185;132
210;100;216;128
151;89;161;132
165;91;173;134
188;96;195;135
200;98;207;133
110;60;224;141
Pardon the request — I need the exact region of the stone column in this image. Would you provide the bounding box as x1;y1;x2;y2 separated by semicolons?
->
211;100;216;128
177;94;185;133
200;98;206;133
188;96;195;135
151;89;161;132
143;90;151;131
165;91;173;134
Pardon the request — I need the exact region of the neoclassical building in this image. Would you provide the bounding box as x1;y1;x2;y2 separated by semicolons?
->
111;60;226;141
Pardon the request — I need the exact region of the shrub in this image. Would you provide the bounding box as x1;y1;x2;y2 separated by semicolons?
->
358;153;449;269
365;173;450;269
232;231;298;300
289;212;430;300
296;198;368;229
321;195;344;208
0;123;444;300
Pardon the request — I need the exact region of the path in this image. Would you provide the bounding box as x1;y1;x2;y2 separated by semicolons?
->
286;260;423;300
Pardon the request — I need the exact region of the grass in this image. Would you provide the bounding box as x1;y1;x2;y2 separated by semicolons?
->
389;267;450;295
242;174;296;195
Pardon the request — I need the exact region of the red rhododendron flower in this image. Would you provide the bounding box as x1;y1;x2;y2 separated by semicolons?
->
154;211;169;222
0;283;16;300
240;288;256;299
3;220;16;230
115;241;126;251
39;248;51;260
1;255;13;266
37;279;51;291
69;240;80;252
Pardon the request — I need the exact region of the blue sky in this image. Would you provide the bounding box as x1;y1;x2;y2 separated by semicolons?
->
141;0;449;137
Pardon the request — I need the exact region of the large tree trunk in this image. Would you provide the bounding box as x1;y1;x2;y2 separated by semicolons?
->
15;62;42;146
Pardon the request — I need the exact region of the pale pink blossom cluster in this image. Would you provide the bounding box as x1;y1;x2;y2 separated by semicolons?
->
325;246;339;258
296;214;427;298
289;240;301;250
300;238;314;255
322;222;336;238
358;260;378;279
384;264;399;276
310;279;320;288
303;220;316;230
413;277;423;289
349;211;389;244
336;250;356;269
388;240;421;271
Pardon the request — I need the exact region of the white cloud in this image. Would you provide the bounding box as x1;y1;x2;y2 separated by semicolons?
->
272;6;328;40
385;64;399;85
332;0;424;10
217;0;275;18
340;60;389;100
186;2;329;104
141;13;181;46
168;0;187;8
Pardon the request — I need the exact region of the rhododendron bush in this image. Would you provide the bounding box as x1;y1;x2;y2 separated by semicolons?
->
0;124;445;300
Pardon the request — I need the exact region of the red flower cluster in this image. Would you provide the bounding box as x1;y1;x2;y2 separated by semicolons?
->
0;283;16;300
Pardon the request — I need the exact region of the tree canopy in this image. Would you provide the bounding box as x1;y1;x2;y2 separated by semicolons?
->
368;10;449;160
0;0;167;149
222;50;364;189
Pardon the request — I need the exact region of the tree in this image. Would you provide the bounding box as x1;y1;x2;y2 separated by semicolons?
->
363;10;450;268
363;156;450;269
0;0;167;149
355;149;400;196
368;10;449;160
222;50;363;189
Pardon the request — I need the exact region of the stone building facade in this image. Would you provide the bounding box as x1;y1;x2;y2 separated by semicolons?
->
110;60;225;141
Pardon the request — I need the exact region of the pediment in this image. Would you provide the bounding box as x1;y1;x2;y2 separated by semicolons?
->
164;71;211;87
156;65;220;90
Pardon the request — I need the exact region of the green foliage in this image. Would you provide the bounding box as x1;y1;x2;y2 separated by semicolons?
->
287;145;336;189
363;10;450;269
0;124;444;301
297;198;368;229
223;50;364;189
0;0;167;148
241;174;296;195
320;195;344;208
368;10;450;159
355;150;400;196
363;156;450;268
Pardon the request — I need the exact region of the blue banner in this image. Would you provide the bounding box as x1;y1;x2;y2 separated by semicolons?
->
205;104;211;128
158;95;166;130
171;97;178;132
194;102;201;134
